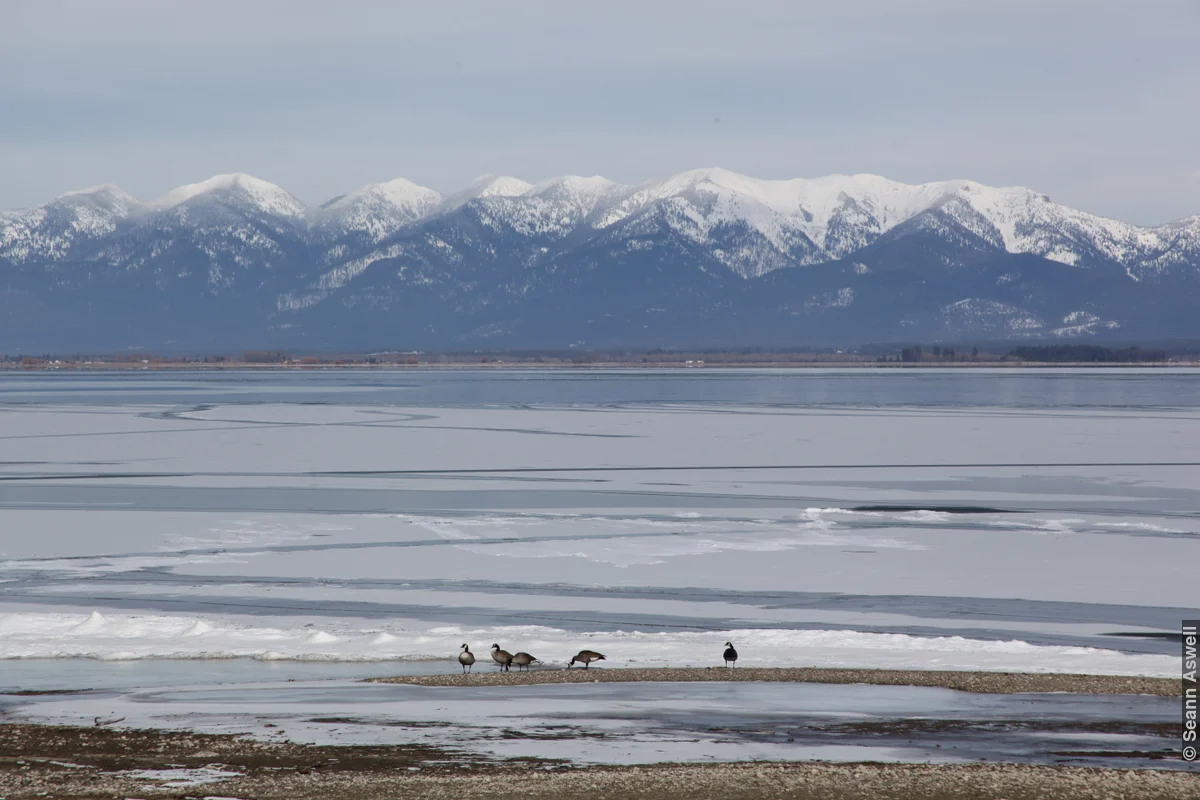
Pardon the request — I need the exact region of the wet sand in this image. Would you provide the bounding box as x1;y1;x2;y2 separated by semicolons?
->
367;666;1180;696
0;723;1197;800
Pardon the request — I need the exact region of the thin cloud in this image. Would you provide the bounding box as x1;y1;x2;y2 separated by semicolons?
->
1;0;1197;225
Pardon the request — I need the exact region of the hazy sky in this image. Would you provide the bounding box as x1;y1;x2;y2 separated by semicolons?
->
3;0;1198;224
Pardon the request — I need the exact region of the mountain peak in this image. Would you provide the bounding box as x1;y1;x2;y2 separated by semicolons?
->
58;183;138;203
526;175;624;218
467;174;535;198
149;173;306;217
436;174;536;214
322;177;441;213
316;177;443;240
531;174;616;193
47;184;142;219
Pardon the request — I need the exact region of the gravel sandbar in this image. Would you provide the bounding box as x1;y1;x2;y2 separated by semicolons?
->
367;666;1178;695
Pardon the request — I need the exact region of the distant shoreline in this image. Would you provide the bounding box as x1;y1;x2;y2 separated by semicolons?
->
367;666;1180;696
1;360;1195;371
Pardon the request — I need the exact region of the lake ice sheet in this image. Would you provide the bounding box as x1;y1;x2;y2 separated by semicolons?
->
1;370;1196;676
1;369;1196;765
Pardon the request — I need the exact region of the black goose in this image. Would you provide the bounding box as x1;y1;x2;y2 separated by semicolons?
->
723;641;738;667
567;649;606;669
458;643;476;674
491;643;513;672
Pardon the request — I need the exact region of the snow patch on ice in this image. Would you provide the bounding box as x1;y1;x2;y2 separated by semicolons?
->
73;611;110;633
181;620;215;637
0;612;1172;676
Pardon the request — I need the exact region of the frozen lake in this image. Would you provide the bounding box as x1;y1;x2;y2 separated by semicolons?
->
0;368;1196;764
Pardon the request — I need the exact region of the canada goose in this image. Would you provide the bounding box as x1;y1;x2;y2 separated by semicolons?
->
567;649;606;669
723;641;738;667
491;643;513;671
511;652;540;671
458;643;475;674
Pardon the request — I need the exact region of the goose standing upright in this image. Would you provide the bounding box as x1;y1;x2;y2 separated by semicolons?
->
458;643;475;674
567;650;606;669
723;641;738;667
491;643;513;672
511;652;540;671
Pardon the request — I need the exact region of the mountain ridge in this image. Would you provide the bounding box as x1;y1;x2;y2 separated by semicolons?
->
2;169;1198;351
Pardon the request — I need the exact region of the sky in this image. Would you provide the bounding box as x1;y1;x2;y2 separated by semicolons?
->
2;0;1198;225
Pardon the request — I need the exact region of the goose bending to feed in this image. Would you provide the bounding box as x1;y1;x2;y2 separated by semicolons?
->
567;650;606;669
511;652;540;671
723;641;738;667
491;643;513;672
458;643;475;674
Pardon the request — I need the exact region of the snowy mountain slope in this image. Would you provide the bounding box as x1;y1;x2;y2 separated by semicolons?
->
92;174;312;297
315;177;442;243
1;168;1198;350
147;173;306;218
0;185;140;264
6;168;1195;278
591;169;1190;270
1128;215;1200;279
595;169;956;257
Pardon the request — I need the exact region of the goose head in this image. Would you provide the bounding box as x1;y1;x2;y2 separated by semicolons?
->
461;643;470;652
491;643;500;651
725;641;734;648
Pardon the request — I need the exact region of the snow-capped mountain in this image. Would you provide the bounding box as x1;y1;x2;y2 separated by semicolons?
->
0;184;139;264
148;173;307;219
2;169;1198;351
315;178;442;243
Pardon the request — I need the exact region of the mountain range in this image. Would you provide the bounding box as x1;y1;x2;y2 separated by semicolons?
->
2;168;1198;352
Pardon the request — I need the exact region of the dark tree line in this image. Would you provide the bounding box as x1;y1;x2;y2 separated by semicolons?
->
897;345;975;362
1009;345;1166;363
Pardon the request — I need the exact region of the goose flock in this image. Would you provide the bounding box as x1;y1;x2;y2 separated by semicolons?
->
455;643;740;672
